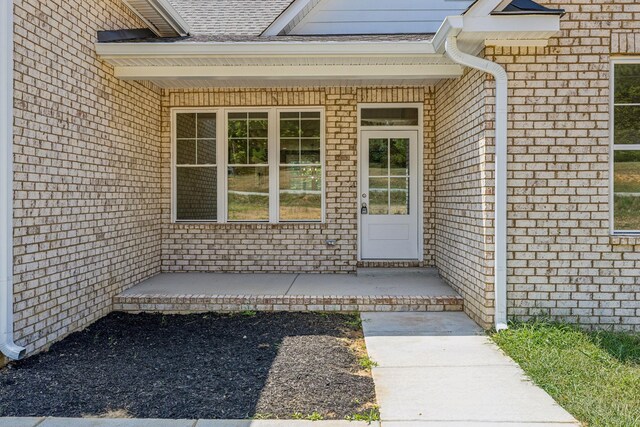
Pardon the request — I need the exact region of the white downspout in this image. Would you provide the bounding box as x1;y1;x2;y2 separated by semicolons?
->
444;35;509;331
0;0;26;360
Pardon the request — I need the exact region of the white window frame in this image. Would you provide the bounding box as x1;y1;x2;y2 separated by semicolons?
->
610;58;640;235
171;106;325;224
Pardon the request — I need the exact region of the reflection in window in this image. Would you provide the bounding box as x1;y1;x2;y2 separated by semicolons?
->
228;112;269;221
612;63;640;232
361;108;419;126
279;112;322;221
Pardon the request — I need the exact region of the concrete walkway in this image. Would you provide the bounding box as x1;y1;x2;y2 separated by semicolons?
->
362;312;580;426
0;419;377;427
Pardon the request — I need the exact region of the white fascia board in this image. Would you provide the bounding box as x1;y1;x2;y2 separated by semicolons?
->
95;40;438;58
462;15;561;34
262;0;314;36
465;0;504;17
113;63;464;80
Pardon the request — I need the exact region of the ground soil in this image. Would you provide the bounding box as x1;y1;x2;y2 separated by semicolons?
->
0;312;376;420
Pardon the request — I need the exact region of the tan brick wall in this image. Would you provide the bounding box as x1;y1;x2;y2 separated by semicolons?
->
434;68;494;328
161;87;435;273
12;0;163;355
481;0;640;331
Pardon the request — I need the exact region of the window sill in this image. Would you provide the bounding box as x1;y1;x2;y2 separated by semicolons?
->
171;221;327;229
610;234;640;245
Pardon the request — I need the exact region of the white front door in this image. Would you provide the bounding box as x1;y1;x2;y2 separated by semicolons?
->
360;130;419;260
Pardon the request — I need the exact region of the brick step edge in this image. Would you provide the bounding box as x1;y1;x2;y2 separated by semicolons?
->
113;294;464;313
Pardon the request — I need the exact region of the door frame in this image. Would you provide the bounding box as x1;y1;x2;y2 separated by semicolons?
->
356;103;424;261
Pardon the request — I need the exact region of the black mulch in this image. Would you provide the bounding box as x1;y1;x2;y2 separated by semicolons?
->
0;312;376;420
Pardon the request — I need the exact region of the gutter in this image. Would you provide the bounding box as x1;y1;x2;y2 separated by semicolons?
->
0;0;25;360
443;29;509;331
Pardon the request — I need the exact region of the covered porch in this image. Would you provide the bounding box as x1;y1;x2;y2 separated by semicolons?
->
115;268;463;313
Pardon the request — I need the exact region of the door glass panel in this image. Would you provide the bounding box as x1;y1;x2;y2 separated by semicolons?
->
367;136;411;216
369;138;388;176
369;177;389;215
390;138;409;175
390;177;409;215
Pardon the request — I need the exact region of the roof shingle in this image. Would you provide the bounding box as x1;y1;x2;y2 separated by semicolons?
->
166;0;295;35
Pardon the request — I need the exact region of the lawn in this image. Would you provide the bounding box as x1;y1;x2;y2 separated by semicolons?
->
0;312;377;420
492;322;640;427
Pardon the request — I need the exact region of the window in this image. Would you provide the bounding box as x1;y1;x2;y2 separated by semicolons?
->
361;107;419;126
173;108;324;223
175;112;217;221
612;61;640;233
279;112;322;221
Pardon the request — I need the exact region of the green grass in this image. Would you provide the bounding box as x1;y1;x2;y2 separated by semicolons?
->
345;405;380;423
292;411;324;421
358;355;378;370
492;322;640;427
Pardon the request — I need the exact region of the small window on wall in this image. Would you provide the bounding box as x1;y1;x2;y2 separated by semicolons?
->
173;108;324;223
361;107;419;126
175;112;217;221
612;62;640;233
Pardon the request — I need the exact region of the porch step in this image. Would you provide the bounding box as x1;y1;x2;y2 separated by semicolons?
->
113;294;463;314
357;260;424;268
113;270;463;314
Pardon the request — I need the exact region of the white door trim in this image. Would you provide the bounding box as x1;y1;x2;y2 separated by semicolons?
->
356;103;424;262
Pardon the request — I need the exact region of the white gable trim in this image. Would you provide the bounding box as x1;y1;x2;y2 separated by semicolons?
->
122;0;190;37
262;0;316;36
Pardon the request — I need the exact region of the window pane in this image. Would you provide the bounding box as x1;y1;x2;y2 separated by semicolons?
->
228;166;269;221
361;108;419;126
249;119;268;138
176;139;196;164
197;113;216;138
280;119;300;138
197;139;216;165
228;119;248;138
249;139;268;164
613;150;640;231
369;138;388;176
615;63;640;104
280;139;299;164
176;167;217;221
369;177;389;215
390;177;409;215
301;119;321;138
228;139;247;164
300;139;321;164
614;106;640;145
176;113;196;138
390;138;409;175
279;166;322;221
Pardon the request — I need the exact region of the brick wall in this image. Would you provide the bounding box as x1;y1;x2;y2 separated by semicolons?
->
443;0;640;331
161;87;435;273
434;68;494;328
11;0;163;356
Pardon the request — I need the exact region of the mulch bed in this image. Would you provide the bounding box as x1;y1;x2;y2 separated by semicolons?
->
0;312;376;420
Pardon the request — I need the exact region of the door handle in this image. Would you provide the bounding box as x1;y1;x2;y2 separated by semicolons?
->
361;203;368;215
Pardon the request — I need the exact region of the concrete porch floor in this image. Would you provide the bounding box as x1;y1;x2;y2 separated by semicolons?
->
114;268;463;313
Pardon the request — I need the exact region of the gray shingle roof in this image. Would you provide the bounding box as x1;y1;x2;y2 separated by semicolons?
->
166;0;295;35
